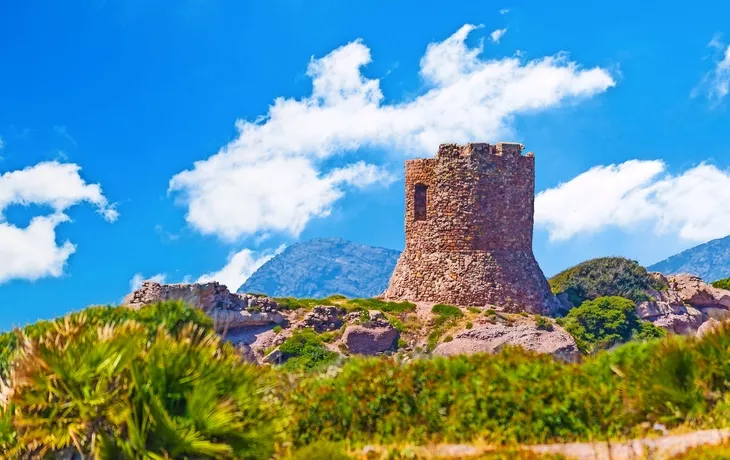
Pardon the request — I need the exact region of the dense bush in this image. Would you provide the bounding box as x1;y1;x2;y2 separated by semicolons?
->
3;314;277;459
558;296;666;353
279;329;338;371
0;301;213;379
712;277;730;290
549;257;667;307
285;323;730;446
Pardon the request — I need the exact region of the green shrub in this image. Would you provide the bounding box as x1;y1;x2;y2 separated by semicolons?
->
466;321;473;330
5;317;277;459
561;296;658;353
285;323;730;447
549;257;667;307
274;297;335;310
432;304;463;318
389;317;405;332
279;329;338;372
485;309;497;316
534;315;553;331
467;307;482;314
273;325;283;334
712;277;730;291
634;321;668;341
343;298;416;313
0;301;212;380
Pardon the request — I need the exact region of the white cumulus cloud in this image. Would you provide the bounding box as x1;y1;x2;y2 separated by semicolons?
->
129;273;167;291
490;28;508;43
197;244;286;292
535;160;730;242
0;161;116;283
169;24;615;241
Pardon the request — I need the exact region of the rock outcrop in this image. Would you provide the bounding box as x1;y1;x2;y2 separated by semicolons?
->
638;273;730;334
122;281;284;331
341;310;398;355
433;318;580;362
300;305;345;333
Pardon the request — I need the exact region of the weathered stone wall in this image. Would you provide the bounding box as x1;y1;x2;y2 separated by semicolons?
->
384;142;560;315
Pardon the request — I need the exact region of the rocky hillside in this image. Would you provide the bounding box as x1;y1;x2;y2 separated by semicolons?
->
238;238;400;298
551;257;730;335
649;235;730;282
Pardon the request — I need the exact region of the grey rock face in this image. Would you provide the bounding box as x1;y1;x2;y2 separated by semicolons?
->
122;281;283;331
238;238;400;298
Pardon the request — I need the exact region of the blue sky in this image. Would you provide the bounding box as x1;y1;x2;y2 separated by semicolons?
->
1;0;730;330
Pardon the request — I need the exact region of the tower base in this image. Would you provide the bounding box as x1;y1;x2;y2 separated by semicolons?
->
383;249;561;315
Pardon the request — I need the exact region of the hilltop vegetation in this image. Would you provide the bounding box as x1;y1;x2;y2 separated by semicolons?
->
713;277;730;290
549;257;667;307
2;300;730;458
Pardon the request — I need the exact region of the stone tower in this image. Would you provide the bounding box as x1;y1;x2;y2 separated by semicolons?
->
384;142;560;315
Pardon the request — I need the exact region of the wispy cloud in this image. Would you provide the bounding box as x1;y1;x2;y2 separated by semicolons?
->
53;125;78;146
169;24;615;242
692;34;730;104
535;160;730;242
500;8;510;14
490;27;508;43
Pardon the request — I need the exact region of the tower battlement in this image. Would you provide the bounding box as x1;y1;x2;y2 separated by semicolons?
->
384;141;559;315
435;142;527;159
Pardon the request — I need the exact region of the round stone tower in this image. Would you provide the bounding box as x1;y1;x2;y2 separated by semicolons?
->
383;142;560;315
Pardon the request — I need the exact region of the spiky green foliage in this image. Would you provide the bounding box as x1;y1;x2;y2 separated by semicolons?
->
559;296;665;353
549;257;667;307
5;313;277;459
0;301;212;380
712;277;730;290
286;323;730;447
279;329;338;372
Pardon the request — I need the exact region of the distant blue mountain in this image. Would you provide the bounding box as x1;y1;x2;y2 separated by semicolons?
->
238;238;401;299
648;235;730;282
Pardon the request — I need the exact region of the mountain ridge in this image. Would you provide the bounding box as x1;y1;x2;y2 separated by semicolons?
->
648;235;730;282
238;237;401;298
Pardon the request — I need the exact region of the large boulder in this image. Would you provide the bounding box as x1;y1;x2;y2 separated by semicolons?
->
697;318;722;338
433;318;580;362
341;310;399;355
122;281;284;331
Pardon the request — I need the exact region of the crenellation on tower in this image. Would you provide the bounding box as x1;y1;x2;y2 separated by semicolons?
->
384;141;560;315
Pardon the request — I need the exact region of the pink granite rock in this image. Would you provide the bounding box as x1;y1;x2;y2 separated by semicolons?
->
342;324;398;355
433;318;580;362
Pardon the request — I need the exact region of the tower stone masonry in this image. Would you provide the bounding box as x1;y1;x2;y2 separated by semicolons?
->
383;142;561;315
